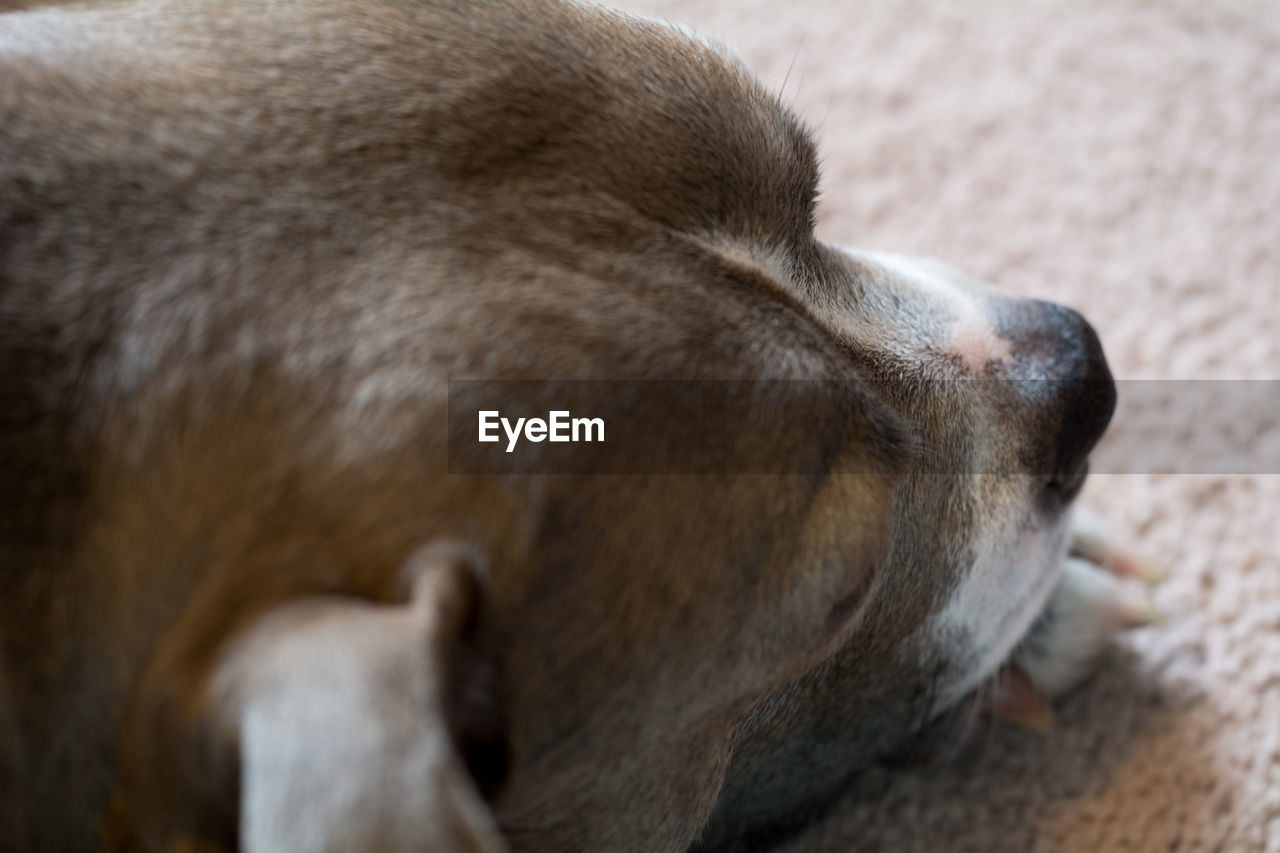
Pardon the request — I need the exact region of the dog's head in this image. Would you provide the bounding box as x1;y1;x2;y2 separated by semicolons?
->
0;1;1115;851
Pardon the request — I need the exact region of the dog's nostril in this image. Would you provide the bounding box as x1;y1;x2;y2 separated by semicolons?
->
1046;460;1089;505
1033;301;1117;491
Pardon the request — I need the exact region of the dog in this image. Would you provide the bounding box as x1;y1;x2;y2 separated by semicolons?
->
0;1;1155;850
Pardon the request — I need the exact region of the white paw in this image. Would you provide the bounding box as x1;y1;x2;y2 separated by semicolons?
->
1013;555;1161;697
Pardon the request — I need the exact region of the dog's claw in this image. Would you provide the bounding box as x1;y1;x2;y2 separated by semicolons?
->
1112;592;1168;630
1116;554;1166;586
1069;507;1165;584
986;666;1055;734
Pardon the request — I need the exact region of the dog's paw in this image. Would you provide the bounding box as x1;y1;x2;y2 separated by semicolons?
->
1013;554;1162;697
988;508;1163;730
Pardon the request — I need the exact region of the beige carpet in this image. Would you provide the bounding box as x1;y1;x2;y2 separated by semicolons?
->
613;2;1280;850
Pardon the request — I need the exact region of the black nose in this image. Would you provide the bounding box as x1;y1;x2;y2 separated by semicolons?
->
1022;300;1116;499
997;299;1116;499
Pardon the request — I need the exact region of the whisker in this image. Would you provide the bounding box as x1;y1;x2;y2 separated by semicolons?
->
779;43;804;104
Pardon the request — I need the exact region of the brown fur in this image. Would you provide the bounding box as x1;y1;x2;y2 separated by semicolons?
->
1;2;1121;851
1;2;906;850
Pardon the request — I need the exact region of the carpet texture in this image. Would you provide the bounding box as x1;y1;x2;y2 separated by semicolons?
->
613;2;1280;850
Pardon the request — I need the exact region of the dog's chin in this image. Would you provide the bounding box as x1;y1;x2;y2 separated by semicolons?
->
926;508;1075;716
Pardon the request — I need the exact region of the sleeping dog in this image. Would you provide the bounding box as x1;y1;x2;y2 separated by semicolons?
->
0;1;1155;850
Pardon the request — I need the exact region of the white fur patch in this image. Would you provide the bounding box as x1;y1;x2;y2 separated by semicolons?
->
857;251;1011;373
924;513;1071;710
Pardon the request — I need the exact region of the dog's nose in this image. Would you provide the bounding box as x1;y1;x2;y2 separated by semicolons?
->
1012;300;1116;500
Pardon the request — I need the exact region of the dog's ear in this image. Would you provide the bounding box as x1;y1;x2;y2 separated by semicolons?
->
108;543;506;853
221;543;506;853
